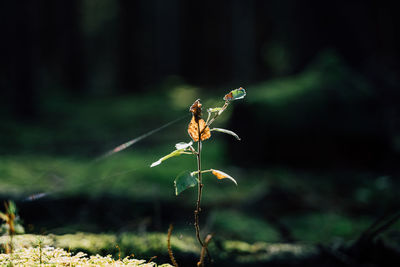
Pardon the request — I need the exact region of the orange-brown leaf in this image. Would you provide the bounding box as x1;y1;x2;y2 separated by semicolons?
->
212;169;226;179
188;116;211;142
211;169;238;185
189;99;202;119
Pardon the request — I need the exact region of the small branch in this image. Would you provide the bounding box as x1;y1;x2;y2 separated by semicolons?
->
191;169;212;176
189;145;197;155
205;110;212;125
167;224;179;267
197;234;213;267
206;102;229;128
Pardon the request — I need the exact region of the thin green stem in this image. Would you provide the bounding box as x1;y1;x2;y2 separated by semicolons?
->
191;169;212;177
206;102;229;127
195;140;212;265
181;151;194;155
194;119;212;265
205;110;212;125
194;138;204;249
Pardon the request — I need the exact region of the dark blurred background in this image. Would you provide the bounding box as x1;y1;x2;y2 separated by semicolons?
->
1;0;400;264
1;0;400;163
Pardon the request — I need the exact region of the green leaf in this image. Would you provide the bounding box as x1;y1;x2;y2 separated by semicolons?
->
207;107;223;113
210;128;241;140
211;169;238;185
232;87;246;100
7;201;16;214
224;87;246;101
150;149;184;167
174;171;198;195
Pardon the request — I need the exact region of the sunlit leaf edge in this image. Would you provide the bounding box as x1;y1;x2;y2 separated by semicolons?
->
150;149;184;167
210;128;241;140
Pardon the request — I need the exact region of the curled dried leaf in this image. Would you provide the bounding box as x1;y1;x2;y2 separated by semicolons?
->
188;116;211;142
189;99;202;120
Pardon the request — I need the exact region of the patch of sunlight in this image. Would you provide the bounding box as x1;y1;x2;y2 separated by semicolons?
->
248;69;321;106
169;85;199;110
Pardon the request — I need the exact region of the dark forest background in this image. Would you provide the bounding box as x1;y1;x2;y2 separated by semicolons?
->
1;0;400;166
2;1;399;116
1;1;400;265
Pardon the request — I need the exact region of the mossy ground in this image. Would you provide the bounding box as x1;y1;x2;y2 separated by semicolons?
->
0;232;316;266
0;246;172;266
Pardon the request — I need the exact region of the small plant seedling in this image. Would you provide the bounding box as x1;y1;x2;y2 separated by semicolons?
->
151;87;246;266
0;201;25;254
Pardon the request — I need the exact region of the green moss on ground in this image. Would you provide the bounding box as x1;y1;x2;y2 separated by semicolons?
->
0;246;172;266
0;232;317;266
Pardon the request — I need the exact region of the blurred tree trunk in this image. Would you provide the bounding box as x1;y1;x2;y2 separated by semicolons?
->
0;1;9;112
58;0;86;94
118;0;162;92
117;0;140;92
2;1;38;120
181;0;233;86
154;0;180;80
180;1;207;85
38;0;85;95
231;0;256;84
